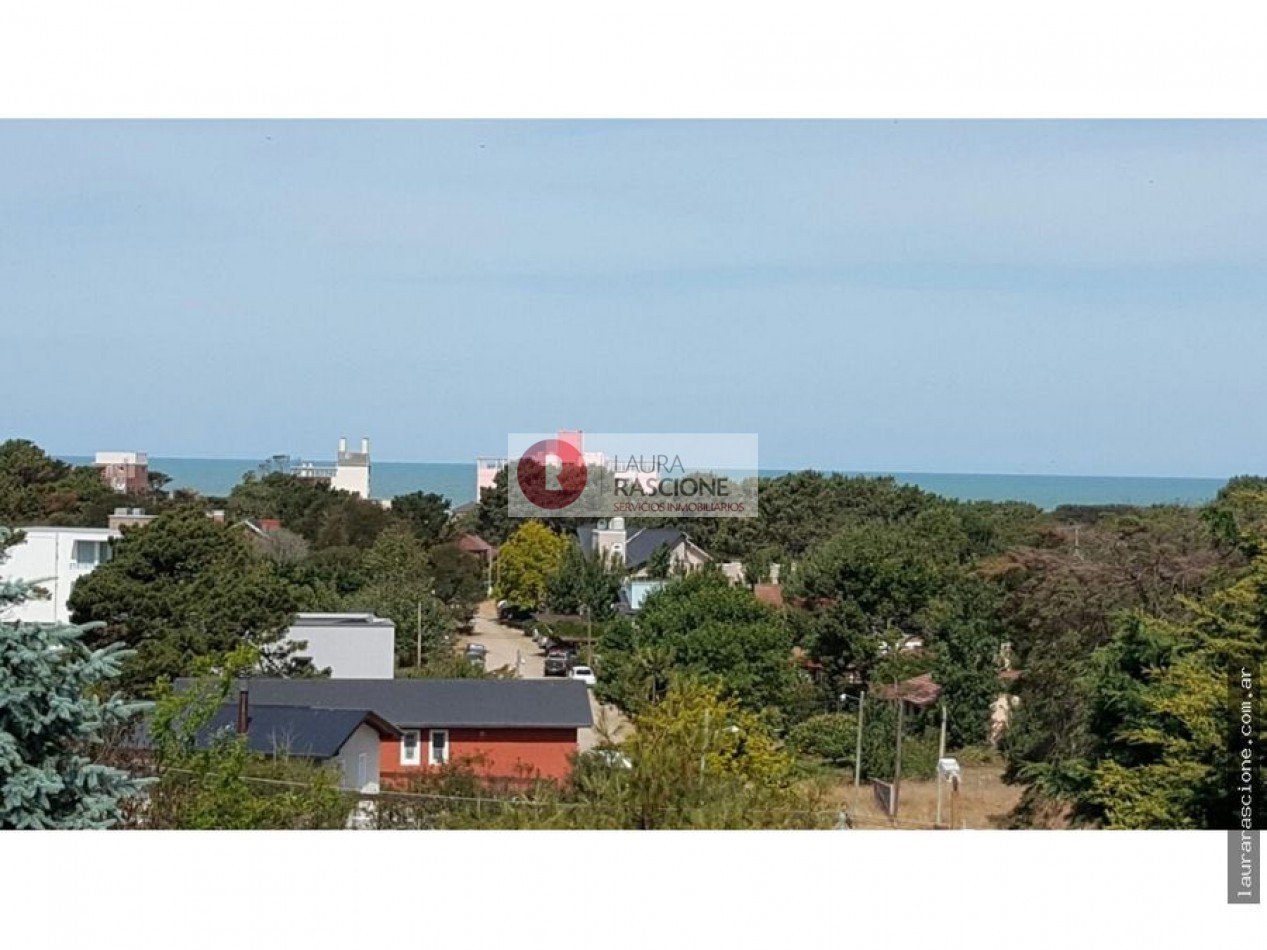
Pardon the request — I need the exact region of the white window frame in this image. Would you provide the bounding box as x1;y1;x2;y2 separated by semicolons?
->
73;539;110;569
428;729;449;766
400;729;421;766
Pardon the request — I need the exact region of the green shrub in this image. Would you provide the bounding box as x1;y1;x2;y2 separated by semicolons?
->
787;713;858;767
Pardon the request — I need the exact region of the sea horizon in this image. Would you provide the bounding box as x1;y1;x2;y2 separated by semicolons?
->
57;455;1237;511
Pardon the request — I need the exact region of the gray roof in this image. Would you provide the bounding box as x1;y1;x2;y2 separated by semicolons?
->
187;678;594;730
577;525;693;569
626;528;689;568
200;704;399;758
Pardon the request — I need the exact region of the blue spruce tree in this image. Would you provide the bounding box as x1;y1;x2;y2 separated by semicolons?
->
1;529;148;828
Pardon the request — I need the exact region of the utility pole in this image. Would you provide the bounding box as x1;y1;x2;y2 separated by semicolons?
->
699;707;711;785
853;690;866;801
891;698;905;821
935;702;948;827
415;600;423;670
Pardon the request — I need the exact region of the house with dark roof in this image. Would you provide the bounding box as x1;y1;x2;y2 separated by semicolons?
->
200;700;400;794
577;519;711;577
576;518;713;613
129;691;401;796
198;678;594;786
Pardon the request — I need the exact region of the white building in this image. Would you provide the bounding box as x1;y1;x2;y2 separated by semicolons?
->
278;437;373;499
283;612;396;679
331;437;371;498
0;526;120;624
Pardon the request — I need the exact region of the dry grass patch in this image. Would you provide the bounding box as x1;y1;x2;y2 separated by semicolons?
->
821;761;1024;830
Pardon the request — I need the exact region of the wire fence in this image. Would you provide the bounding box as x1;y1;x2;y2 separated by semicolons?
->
151;765;960;829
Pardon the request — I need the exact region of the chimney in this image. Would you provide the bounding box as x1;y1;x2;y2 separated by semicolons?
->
360;437;369;456
236;688;250;735
338;436;347;455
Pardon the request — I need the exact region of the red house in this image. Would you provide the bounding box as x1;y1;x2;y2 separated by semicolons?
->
227;678;594;786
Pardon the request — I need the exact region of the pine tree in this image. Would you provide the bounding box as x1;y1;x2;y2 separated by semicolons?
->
1;529;148;828
67;508;308;692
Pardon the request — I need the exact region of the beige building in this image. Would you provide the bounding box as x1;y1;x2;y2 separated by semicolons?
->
107;507;158;530
95;451;149;494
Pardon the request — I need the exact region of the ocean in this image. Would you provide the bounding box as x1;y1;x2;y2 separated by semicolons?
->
61;456;1229;511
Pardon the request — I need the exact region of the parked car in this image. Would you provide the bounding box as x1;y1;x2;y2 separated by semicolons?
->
568;665;596;686
547;645;582;667
544;650;571;677
497;602;533;623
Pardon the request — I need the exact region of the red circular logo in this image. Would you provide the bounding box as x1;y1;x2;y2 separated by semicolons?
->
516;439;588;510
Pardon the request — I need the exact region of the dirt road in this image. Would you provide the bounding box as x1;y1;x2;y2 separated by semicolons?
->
463;603;543;678
459;601;632;752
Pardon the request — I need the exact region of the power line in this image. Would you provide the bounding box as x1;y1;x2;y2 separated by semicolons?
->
147;766;919;824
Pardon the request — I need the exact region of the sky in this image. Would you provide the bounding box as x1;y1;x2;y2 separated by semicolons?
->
1;120;1264;477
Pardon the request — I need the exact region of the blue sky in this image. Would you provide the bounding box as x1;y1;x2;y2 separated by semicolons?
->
1;120;1263;477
